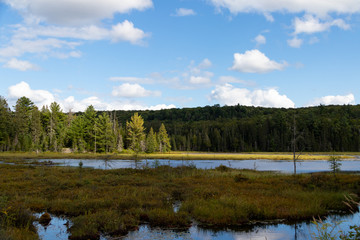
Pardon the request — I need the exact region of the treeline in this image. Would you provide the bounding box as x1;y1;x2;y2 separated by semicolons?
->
108;104;360;152
2;96;360;153
0;96;170;153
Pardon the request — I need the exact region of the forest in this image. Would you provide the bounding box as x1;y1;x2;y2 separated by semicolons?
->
1;95;360;153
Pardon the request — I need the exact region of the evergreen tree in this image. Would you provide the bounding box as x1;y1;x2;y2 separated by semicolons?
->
30;106;42;152
158;123;171;152
146;127;157;153
83;105;97;152
95;112;114;153
14;97;35;151
49;102;66;152
0;97;11;151
126;113;145;153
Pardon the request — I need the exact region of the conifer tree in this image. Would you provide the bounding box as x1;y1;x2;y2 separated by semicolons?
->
95;112;114;153
126;113;145;153
146;127;157;153
158;123;171;152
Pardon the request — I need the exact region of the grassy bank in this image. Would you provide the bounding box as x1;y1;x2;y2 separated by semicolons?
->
0;151;354;161
0;163;359;239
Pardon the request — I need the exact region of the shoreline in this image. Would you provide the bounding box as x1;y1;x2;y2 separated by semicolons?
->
0;151;354;161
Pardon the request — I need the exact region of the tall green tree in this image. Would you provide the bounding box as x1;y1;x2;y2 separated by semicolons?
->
14;97;35;151
83;105;97;152
158;123;171;152
48;102;66;152
146;127;157;153
126;113;145;153
30;106;42;152
0;97;11;151
95;112;115;153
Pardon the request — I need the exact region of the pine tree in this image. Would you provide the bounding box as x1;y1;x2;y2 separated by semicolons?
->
14;97;35;151
95;112;114;153
0;97;11;151
30;106;42;152
158;123;171;152
146;127;157;153
83;105;97;152
126;113;145;153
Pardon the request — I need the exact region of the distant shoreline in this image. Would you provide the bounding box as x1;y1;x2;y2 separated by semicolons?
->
0;151;354;161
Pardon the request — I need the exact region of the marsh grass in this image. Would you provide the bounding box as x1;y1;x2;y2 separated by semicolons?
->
0;151;352;162
0;164;359;239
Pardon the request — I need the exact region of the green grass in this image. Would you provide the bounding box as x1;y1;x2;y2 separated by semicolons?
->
0;164;359;239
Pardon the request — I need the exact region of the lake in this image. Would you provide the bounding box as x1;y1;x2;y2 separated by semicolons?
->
30;158;360;174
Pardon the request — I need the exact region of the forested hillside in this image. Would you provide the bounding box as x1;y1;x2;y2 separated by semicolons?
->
1;95;360;153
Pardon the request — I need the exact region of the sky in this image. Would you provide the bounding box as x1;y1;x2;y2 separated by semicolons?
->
1;0;360;112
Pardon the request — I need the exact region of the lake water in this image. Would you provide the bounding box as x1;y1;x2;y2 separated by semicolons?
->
35;209;360;240
29;158;360;174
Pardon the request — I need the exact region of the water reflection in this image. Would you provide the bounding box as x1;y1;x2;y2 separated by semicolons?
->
29;158;360;174
32;208;359;240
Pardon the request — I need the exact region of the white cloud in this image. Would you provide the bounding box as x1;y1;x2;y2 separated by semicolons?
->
109;77;153;84
13;21;148;44
184;58;213;86
110;20;149;44
190;76;211;84
173;8;196;17
8;81;55;107
263;12;274;22
0;38;80;58
3;58;38;71
255;34;266;45
293;15;350;35
4;0;153;26
112;83;160;98
198;58;212;69
287;37;303;48
63;96;175;112
230;49;287;73
210;84;295;108
209;0;360;17
307;94;355;106
7;82;174;112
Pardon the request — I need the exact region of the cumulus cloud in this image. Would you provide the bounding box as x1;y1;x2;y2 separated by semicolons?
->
173;8;196;17
230;49;287;73
7;81;175;112
8;81;55;107
3;58;38;71
287;37;303;48
293;14;350;35
63;96;175;112
0;1;151;68
210;84;294;108
4;0;153;26
112;83;160;98
255;34;266;45
307;94;355;106
209;0;360;17
184;58;213;86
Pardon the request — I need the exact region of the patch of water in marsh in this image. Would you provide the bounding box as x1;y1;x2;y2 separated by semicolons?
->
27;158;360;174
33;209;360;240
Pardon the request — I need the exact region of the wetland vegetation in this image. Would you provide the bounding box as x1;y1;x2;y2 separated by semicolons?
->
0;163;360;239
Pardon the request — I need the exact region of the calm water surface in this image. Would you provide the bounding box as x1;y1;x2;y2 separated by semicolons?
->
30;158;360;173
35;210;360;240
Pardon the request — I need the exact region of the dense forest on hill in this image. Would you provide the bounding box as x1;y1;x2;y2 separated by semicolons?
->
1;95;360;153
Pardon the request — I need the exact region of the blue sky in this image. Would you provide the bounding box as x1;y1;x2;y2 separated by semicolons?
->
1;0;360;112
